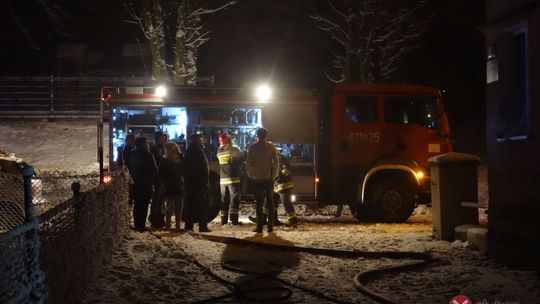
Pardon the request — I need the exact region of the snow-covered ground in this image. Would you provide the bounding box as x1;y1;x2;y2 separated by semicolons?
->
82;215;540;304
2;119;539;303
0;119;100;173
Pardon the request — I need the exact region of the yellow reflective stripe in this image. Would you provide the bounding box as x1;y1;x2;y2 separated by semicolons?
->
219;211;228;217
217;154;232;164
274;182;294;192
229;208;239;214
220;177;241;185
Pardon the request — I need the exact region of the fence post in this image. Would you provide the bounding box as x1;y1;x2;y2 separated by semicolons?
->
50;75;54;116
72;182;81;199
21;165;35;222
72;182;81;210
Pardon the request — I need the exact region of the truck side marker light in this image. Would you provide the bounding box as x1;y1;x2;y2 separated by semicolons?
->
428;143;441;153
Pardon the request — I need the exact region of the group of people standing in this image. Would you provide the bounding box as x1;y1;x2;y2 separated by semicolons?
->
119;131;211;232
119;127;298;234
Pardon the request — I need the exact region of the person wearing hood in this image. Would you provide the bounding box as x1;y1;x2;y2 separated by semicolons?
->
129;136;158;231
149;131;168;228
159;142;184;230
183;133;211;232
118;133;137;205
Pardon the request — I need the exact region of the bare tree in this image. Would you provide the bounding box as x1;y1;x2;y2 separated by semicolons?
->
124;0;235;85
311;0;430;83
1;0;64;49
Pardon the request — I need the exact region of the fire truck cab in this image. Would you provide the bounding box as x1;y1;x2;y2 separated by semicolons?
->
320;83;452;222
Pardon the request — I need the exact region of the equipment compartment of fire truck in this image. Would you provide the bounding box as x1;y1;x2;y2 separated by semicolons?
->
99;86;318;205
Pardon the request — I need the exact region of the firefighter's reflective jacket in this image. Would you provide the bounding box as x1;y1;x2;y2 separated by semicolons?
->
274;155;294;193
217;144;243;185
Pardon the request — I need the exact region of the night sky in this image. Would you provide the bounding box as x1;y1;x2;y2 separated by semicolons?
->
0;0;486;153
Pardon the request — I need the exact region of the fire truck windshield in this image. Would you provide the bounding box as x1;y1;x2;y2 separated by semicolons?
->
384;95;441;129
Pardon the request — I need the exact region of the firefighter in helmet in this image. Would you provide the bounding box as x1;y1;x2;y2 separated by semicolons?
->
273;152;298;227
217;132;244;225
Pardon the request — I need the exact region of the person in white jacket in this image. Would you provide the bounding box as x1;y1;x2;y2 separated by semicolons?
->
247;127;280;233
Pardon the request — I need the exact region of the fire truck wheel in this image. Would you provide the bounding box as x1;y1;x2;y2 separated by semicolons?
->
368;180;415;223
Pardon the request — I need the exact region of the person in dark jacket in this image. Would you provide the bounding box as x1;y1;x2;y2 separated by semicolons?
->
183;133;211;232
129;136;158;231
118;133;137;205
159;142;184;230
149;131;168;228
117;133;136;169
150;131;168;162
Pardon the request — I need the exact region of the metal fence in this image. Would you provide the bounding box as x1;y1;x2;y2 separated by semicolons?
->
0;75;222;117
38;170;130;303
0;173;25;233
0;170;131;303
0;171;45;303
32;171;100;218
0;76;150;116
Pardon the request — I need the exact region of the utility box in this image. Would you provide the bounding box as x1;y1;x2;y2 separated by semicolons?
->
429;152;480;241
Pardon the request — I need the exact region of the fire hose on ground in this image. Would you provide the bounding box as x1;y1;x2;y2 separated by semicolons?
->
151;231;440;304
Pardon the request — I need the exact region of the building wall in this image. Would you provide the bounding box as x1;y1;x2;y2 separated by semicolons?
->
484;0;540;269
487;0;536;20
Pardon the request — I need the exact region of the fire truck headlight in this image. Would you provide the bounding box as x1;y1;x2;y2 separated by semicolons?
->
255;84;272;102
155;85;167;98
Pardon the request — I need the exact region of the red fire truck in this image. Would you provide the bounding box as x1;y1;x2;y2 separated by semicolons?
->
98;83;452;222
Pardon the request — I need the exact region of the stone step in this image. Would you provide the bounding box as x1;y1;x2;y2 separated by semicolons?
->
455;224;488;252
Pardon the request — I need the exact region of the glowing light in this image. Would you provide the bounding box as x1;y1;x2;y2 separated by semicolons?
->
103;175;113;184
156;85;167;98
315;177;320;183
255;84;272;102
416;171;425;179
290;194;297;202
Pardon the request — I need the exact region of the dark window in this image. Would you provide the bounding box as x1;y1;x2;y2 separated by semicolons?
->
496;29;529;141
345;96;378;123
384;95;440;129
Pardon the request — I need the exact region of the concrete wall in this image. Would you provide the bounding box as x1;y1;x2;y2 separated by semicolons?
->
484;0;540;270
